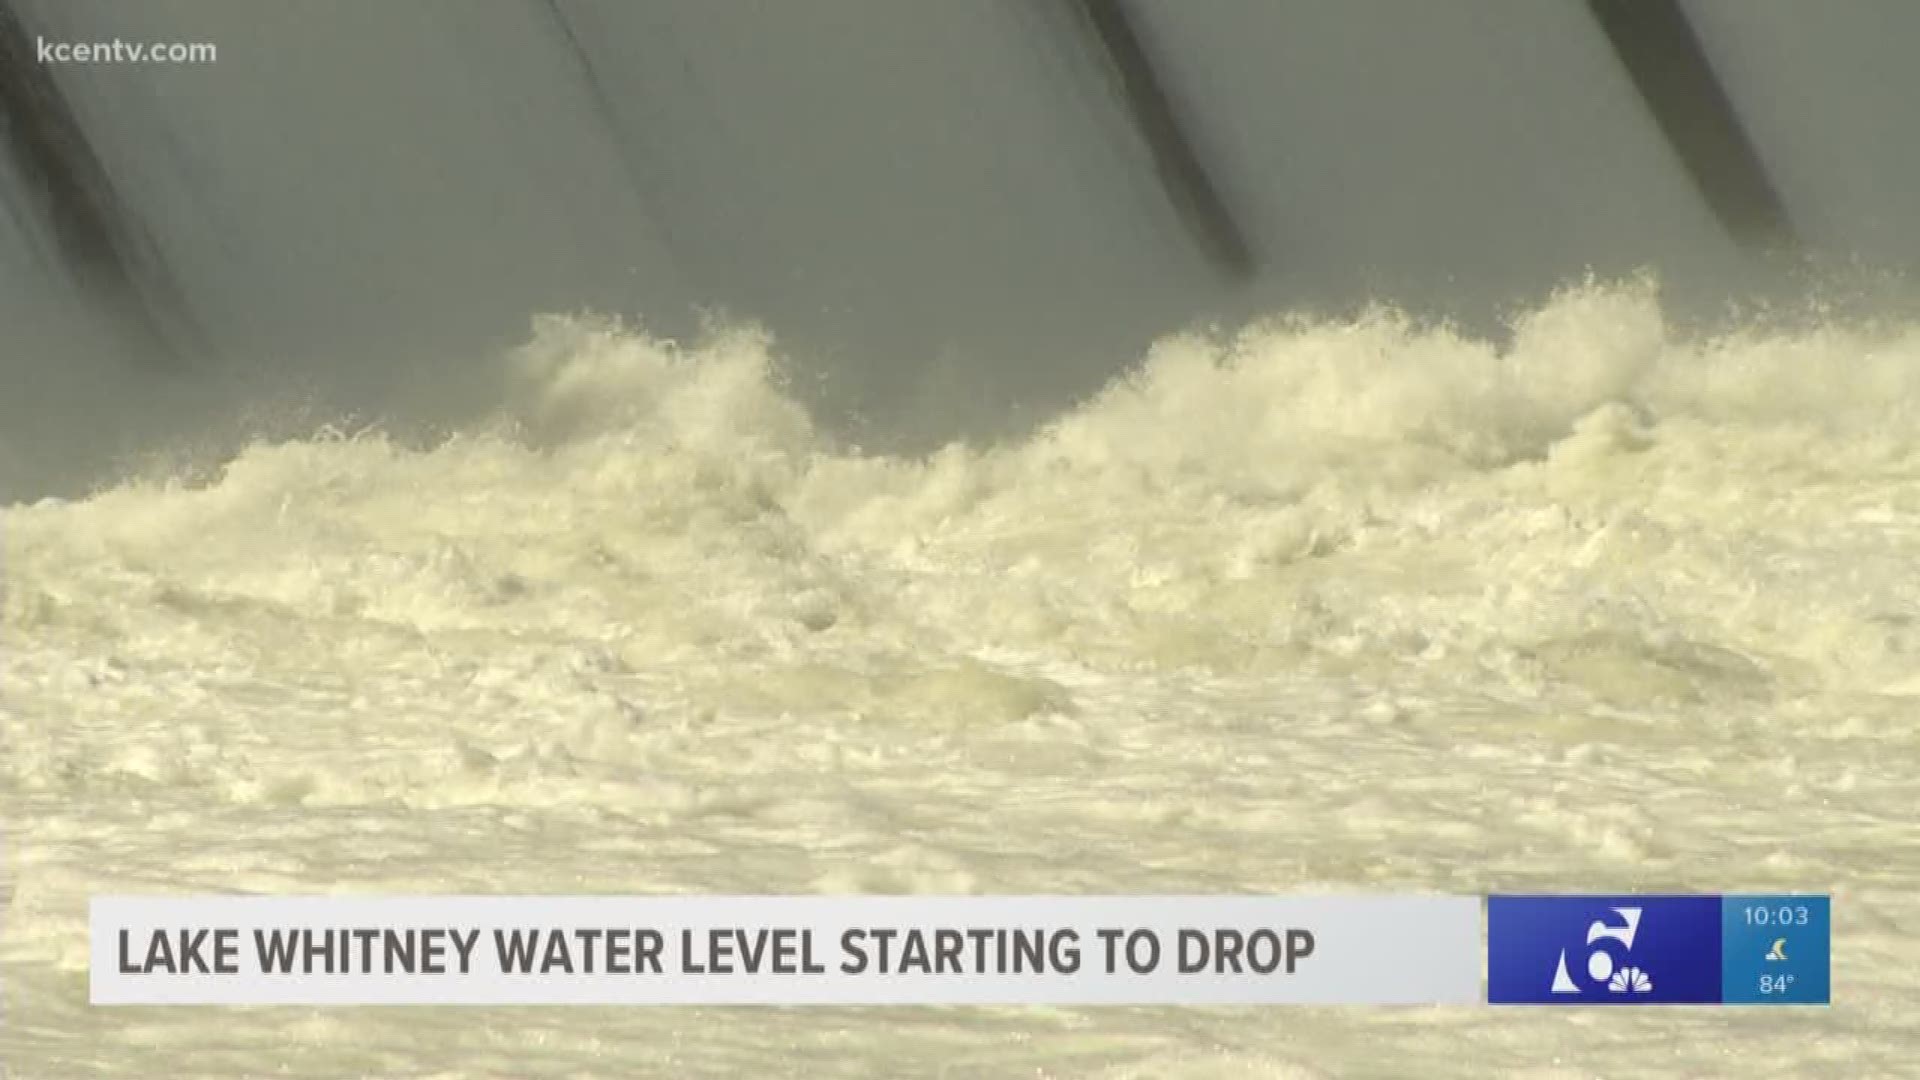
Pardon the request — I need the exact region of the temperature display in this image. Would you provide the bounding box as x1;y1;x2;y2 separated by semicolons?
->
1722;895;1829;1005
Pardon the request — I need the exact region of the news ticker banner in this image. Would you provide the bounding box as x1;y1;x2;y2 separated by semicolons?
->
90;893;1828;1007
94;895;1473;1005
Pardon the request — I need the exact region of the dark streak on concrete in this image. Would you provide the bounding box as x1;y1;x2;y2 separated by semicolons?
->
0;2;203;368
1073;0;1255;281
1588;0;1798;255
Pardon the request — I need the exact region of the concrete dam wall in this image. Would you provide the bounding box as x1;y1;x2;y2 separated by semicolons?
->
4;0;1919;498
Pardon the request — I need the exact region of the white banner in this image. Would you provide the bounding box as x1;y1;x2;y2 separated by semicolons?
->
92;894;1479;1005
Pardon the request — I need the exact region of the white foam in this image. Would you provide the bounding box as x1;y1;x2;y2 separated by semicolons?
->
3;281;1916;1076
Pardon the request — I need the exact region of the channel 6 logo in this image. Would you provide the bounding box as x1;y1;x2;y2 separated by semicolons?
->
1488;896;1723;1004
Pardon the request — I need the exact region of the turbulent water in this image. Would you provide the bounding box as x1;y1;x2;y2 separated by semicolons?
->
3;281;1917;1077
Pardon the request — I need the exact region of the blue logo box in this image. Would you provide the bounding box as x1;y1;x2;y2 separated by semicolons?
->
1488;895;1829;1005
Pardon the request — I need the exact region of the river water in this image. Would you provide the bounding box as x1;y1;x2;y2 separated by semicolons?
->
3;282;1916;1076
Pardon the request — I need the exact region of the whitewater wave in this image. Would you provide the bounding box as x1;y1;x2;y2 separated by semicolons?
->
6;279;1919;1077
8;279;1919;710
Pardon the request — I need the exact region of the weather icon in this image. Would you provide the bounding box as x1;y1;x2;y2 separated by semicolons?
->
1766;939;1788;962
